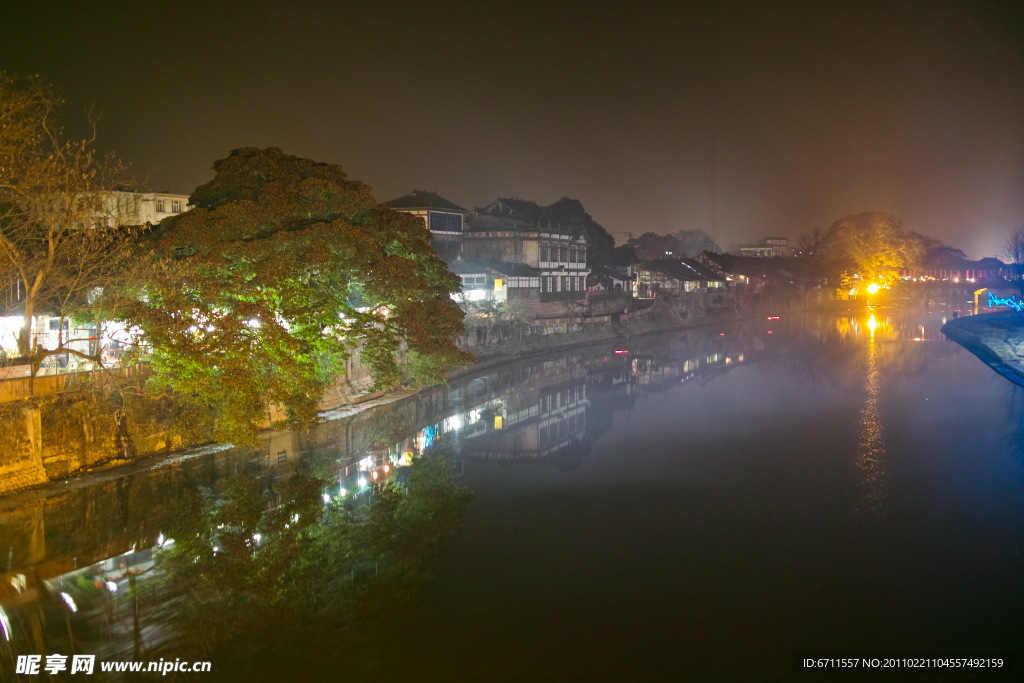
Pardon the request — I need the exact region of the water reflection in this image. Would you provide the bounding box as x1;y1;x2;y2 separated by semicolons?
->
1;308;1014;676
857;312;887;520
0;324;766;668
0;455;472;675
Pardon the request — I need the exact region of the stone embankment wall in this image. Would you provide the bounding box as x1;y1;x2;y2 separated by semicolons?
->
0;389;213;496
454;288;807;361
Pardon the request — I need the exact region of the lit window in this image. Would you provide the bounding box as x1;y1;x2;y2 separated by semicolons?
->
171;200;182;213
155;199;166;212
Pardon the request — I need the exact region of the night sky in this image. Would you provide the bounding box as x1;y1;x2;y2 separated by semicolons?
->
4;1;1023;258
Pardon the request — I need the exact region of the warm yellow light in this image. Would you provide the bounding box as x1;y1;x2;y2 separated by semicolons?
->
867;314;878;336
866;283;880;294
494;278;503;292
494;415;503;429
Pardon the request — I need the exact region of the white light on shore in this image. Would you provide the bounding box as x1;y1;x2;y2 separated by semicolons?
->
60;592;78;613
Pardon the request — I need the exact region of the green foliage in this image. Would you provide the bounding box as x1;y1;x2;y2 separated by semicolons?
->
118;148;473;444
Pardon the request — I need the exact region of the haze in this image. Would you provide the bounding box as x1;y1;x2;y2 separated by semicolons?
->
3;0;1022;258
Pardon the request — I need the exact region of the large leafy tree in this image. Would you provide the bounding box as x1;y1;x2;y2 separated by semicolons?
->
818;212;921;287
120;147;472;443
0;73;136;372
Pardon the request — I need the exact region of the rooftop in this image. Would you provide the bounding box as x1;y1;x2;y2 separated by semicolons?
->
384;190;466;212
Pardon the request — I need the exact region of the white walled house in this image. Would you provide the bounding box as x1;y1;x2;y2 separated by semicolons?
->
88;190;191;228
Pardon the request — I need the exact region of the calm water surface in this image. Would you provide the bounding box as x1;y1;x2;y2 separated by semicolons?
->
2;306;1023;680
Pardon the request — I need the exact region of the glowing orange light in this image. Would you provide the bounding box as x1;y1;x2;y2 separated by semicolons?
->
383;464;390;473
866;283;880;294
371;471;378;481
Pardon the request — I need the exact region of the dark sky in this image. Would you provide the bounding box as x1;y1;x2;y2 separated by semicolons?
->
4;1;1023;258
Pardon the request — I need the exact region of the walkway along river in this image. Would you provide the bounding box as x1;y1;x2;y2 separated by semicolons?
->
1;303;1022;679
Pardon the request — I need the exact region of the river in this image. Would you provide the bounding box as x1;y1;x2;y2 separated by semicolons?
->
2;305;1022;680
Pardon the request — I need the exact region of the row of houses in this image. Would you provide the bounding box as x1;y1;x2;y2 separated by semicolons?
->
3;183;802;371
383;190;744;314
384;191;592;311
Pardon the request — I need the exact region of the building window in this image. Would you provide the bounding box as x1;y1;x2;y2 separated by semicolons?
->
277;450;287;463
155;199;165;213
429;211;462;233
171;200;182;213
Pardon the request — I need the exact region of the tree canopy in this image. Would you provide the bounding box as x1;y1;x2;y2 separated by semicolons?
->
119;147;472;443
1004;224;1024;297
817;212;921;287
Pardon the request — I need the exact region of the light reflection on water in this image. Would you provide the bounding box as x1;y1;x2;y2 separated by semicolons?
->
856;313;886;520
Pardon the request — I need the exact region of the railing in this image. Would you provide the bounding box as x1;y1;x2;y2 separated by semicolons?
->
1;373;73;403
539;290;587;303
0;364;151;403
586;291;632;301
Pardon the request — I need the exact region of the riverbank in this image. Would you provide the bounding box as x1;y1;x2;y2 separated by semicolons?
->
941;313;1024;387
0;291;842;498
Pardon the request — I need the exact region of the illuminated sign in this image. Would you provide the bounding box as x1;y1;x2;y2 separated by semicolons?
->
987;292;1024;312
494;278;503;293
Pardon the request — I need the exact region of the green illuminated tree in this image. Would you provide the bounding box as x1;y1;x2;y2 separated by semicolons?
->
118;147;472;443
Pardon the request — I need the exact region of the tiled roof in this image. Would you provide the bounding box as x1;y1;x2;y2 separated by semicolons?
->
464;212;537;232
680;258;725;281
484;262;541;277
445;257;491;275
639;258;724;282
494;198;543;222
384;190;466;212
